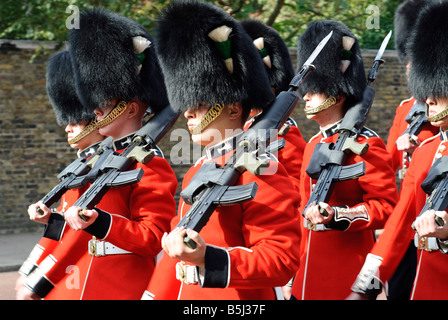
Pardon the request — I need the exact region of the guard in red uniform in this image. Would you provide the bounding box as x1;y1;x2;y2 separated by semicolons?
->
289;21;398;300
386;0;438;181
16;49;105;300
384;0;438;301
23;9;177;300
144;1;300;300
349;2;448;300
143;17;305;301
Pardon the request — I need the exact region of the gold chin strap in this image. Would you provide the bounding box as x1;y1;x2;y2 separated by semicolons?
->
304;96;337;115
426;103;448;122
190;103;225;135
68;119;97;145
96;100;128;128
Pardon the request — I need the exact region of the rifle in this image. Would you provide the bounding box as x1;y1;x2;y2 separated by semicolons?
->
401;100;429;145
412;156;448;230
303;31;392;230
40;137;117;240
37;136;114;215
176;31;334;249
43;105;181;240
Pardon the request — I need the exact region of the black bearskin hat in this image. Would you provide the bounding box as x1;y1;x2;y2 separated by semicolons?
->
394;0;436;63
68;8;169;114
296;20;366;107
46;50;94;125
408;1;448;100
240;19;295;96
155;1;274;113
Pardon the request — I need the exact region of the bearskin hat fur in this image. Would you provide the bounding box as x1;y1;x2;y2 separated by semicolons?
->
240;19;295;96
296;20;366;108
155;1;274;113
46;50;94;125
68;8;169;114
394;0;436;63
408;1;448;100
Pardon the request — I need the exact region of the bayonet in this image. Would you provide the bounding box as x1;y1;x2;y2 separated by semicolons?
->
289;31;333;90
368;30;392;85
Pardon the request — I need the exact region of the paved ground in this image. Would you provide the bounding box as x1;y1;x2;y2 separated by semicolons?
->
0;231;42;272
0;271;20;300
0;231;42;300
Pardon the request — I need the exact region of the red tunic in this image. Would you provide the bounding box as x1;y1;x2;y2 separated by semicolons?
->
142;220;182;300
146;134;301;300
291;121;398;300
357;132;448;299
30;141;177;300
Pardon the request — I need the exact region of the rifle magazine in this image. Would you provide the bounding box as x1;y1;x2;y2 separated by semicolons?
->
106;168;144;188
216;182;258;206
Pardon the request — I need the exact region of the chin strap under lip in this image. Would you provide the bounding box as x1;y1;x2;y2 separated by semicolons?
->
190;103;225;135
68;119;98;145
426;103;448;122
304;96;337;115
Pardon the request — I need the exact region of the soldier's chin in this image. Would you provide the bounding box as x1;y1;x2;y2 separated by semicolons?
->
305;112;317;120
191;128;222;147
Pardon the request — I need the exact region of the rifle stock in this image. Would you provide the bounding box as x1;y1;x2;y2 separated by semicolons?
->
401;101;428;144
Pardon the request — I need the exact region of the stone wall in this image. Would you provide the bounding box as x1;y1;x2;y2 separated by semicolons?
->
0;40;408;234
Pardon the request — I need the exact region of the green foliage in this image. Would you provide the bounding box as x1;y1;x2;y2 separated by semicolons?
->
0;0;402;49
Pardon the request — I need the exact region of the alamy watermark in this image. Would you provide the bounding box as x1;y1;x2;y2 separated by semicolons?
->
66;5;80;29
366;5;380;30
65;265;80;290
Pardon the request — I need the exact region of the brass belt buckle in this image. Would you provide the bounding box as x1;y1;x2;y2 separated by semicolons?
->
176;261;187;282
89;236;100;256
418;236;432;252
306;220;317;231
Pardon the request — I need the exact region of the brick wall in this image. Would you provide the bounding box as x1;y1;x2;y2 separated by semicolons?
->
0;40;408;234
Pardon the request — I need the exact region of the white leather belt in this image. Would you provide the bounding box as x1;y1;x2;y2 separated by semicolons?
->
414;234;438;251
88;237;132;257
176;261;198;284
